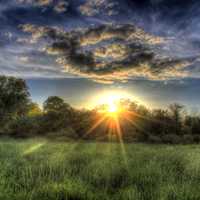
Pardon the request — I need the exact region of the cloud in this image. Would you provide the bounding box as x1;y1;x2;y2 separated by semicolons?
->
17;0;53;6
79;0;125;17
17;0;69;12
1;0;200;82
54;1;69;13
21;23;198;82
18;56;29;63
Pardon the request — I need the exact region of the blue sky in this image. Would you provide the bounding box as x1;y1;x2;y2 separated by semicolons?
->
0;0;200;110
26;78;200;112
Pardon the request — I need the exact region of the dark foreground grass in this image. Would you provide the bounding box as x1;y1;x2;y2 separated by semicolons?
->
0;138;200;200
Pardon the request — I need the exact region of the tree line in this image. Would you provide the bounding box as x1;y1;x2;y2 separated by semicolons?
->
0;75;200;144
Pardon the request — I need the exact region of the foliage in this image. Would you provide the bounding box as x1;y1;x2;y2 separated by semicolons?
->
8;116;42;137
70;109;93;138
1;76;200;144
168;103;185;135
161;134;182;144
0;76;30;130
44;96;70;113
41;96;74;132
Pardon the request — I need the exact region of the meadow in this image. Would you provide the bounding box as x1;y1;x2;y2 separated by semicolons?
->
0;138;200;200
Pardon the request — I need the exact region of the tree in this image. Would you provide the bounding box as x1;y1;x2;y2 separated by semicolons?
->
43;96;69;113
0;76;30;129
42;96;73;132
185;116;200;135
169;103;184;135
70;109;93;138
150;109;172;136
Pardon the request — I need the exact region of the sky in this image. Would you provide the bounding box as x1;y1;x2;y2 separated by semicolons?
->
0;0;200;110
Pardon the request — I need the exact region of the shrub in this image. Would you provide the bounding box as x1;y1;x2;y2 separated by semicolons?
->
148;135;162;144
193;135;200;143
162;134;182;144
46;128;78;139
8;116;40;137
182;134;194;144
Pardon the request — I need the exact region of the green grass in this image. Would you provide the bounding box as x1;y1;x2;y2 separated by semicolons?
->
0;138;200;200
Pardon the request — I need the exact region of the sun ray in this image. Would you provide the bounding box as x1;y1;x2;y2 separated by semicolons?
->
123;113;149;136
113;115;128;166
85;91;150;168
86;115;107;135
127;110;173;129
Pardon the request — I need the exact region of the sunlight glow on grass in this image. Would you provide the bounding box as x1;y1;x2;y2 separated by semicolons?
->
23;142;45;155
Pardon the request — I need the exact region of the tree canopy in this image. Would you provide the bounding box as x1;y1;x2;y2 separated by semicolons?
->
0;76;30;126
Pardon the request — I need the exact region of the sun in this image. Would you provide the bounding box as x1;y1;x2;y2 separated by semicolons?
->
86;91;136;145
106;99;120;117
108;103;118;113
93;91;131;107
92;91;130;115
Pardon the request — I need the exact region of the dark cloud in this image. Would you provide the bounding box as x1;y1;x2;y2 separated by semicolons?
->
1;0;200;36
0;0;200;81
21;23;198;82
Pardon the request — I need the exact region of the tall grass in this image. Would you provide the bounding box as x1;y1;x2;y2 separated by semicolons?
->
0;138;200;200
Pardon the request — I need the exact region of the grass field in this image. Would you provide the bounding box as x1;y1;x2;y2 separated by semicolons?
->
0;138;200;200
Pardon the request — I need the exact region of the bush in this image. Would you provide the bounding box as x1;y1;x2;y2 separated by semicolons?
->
182;134;194;144
148;135;162;144
8;116;40;137
193;135;200;143
46;128;78;139
162;134;182;144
